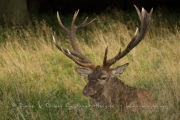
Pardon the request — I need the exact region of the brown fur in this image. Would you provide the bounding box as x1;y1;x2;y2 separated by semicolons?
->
76;65;154;112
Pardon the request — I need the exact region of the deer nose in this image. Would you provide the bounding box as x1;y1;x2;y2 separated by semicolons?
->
83;88;91;96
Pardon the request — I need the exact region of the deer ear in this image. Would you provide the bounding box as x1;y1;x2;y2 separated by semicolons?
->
111;63;129;77
75;67;92;78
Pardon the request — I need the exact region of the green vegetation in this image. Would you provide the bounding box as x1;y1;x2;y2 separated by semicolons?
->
0;9;179;119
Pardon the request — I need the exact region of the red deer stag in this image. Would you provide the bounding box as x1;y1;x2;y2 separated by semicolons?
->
53;5;154;112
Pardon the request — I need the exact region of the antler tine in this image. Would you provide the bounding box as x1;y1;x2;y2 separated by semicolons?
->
103;5;153;69
69;10;96;53
71;9;96;29
77;17;96;28
54;10;96;69
53;35;82;59
53;35;95;69
57;11;69;34
150;8;153;16
134;5;142;22
103;46;108;66
71;9;79;30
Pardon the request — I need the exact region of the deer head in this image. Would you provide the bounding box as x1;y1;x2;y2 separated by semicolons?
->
75;63;129;97
53;5;153;98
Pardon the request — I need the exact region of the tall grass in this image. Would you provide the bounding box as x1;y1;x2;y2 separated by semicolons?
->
0;9;180;119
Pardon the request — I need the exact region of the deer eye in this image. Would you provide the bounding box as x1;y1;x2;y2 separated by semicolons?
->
100;76;107;80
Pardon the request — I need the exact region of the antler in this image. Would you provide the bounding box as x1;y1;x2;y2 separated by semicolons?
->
103;5;153;69
53;10;96;69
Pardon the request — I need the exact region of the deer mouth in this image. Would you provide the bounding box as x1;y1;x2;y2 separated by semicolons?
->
83;89;97;96
89;93;99;98
83;87;104;98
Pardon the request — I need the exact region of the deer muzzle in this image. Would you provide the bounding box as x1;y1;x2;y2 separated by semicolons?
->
83;87;96;96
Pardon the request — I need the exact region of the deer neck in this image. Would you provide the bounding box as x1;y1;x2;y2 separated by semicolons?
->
103;77;136;99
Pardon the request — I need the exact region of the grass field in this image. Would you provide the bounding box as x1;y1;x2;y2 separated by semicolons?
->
0;9;180;119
